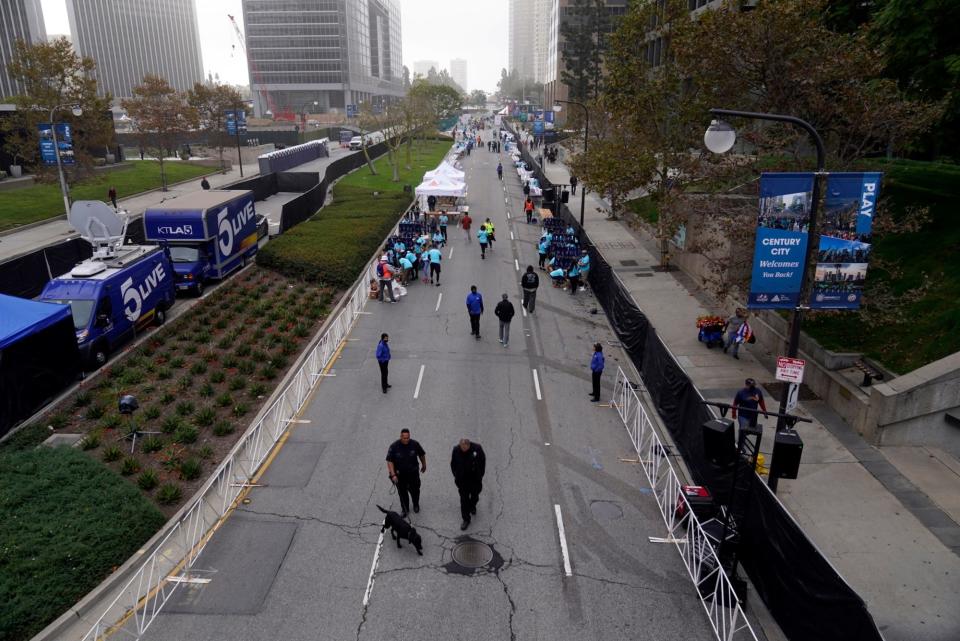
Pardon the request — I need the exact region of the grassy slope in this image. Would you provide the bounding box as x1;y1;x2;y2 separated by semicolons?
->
257;140;451;287
0;447;166;641
0;161;212;231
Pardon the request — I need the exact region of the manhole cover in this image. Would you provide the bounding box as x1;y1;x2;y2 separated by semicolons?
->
452;541;494;568
590;500;624;520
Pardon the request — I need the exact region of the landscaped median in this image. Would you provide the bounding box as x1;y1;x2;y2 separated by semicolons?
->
0;137;453;641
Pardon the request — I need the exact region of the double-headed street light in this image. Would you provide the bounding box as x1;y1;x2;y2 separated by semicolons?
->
554;99;589;228
50;104;83;217
704;108;827;447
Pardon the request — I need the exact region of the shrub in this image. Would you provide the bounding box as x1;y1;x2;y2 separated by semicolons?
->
107;365;125;380
235;344;252;358
215;318;229;330
173;425;199;444
203;350;219;364
100;414;122;430
80;431;101;450
120;457;141;476
157;367;172;380
161;416;182;434
210;370;226;384
102;445;123;462
197;444;214;460
184;344;198;355
232;403;249;418
47;414;69;430
120;368;144;386
177;376;192;391
239;360;256;375
170;357;185;369
216;393;233;408
160;390;175;404
269;354;288;369
144;406;161;420
142;436;164;453
190;361;207;376
260;365;277;380
228;377;246;391
212;420;235;437
194;330;211;344
222;355;239;369
156;483;183;505
175;401;195;417
137;469;160;490
85;404;105;421
178;458;202;481
252;327;265;340
249;383;267;398
194;406;216;427
293;324;310;338
217;336;233;350
74;391;92;408
199;383;215;397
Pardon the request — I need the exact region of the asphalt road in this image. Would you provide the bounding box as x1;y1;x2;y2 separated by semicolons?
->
140;126;713;641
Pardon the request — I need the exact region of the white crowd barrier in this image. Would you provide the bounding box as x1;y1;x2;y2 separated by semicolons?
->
611;367;759;641
79;253;377;641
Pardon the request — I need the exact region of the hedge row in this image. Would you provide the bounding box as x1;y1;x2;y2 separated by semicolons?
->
257;140;452;287
0;447;166;641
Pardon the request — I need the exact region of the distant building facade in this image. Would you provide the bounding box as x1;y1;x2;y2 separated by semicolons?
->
242;0;404;117
450;58;467;92
0;0;46;99
413;60;439;78
66;0;203;100
508;0;537;81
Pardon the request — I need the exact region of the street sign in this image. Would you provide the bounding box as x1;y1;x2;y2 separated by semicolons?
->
786;383;800;412
346;104;358;118
38;123;74;165
776;356;805;384
225;110;247;136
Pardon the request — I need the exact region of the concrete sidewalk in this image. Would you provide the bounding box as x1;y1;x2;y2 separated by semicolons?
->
537;153;960;641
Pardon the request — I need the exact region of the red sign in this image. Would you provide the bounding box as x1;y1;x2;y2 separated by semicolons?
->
776;357;805;383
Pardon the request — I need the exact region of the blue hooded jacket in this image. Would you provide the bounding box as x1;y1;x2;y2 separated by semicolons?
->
466;291;484;315
591;351;605;373
376;340;391;363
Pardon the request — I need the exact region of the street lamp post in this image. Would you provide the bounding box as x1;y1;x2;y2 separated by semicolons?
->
554;99;589;228
704;108;827;442
49;105;82;217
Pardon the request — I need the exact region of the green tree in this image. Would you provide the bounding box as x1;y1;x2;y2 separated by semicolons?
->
122;75;197;191
560;0;611;102
497;68;543;104
468;90;488;107
1;37;113;180
186;82;244;172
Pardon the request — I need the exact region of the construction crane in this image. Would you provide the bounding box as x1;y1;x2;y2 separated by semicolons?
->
227;14;285;119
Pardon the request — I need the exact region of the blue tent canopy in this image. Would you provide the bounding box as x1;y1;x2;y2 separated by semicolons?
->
0;294;72;350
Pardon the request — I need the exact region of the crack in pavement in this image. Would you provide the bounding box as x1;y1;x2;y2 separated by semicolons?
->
234;506;367;540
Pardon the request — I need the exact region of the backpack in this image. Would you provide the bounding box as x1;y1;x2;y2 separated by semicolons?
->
376;263;384;278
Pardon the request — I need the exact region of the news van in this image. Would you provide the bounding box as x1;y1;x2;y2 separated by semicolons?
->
38;201;176;367
143;190;259;296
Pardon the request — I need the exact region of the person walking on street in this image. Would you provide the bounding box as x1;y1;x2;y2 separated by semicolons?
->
496;162;503;181
376;258;397;303
494;293;515;347
732;316;753;360
451;438;486;530
485;219;495;249
477;226;489;259
466;286;484;339
538;237;549;269
524;197;535;224
428;245;442;286
439;212;449;241
590;343;605;402
732;378;768;429
200;177;211;190
722;309;745;355
108;186;118;209
521;265;539;313
386;429;427;517
428;195;437;212
461;213;472;241
570;175;578;195
376;333;392;393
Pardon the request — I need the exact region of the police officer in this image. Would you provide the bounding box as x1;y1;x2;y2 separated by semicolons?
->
386;429;426;517
450;438;486;530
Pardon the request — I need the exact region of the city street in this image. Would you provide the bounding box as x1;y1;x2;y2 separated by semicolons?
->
138;132;715;641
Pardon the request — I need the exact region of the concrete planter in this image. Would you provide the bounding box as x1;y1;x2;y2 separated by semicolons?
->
9;165;22;178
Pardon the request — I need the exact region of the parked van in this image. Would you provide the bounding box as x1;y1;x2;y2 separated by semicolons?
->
39;245;176;367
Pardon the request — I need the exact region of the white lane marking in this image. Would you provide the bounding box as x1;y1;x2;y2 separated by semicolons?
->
514;259;520;272
504;197;508;203
510;231;515;240
362;528;386;606
555;505;573;577
532;368;542;400
414;364;426;399
448;247;454;259
521;305;527;318
434;292;443;312
506;212;511;219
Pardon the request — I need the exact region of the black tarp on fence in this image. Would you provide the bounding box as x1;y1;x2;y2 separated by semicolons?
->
502;120;883;641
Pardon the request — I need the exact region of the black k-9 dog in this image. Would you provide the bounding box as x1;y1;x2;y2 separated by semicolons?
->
377;505;423;555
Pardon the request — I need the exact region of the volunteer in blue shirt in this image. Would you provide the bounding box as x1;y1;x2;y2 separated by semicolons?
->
428;246;443;286
405;250;418;280
550;266;566;286
568;262;582;295
590;343;605;402
439;212;449;241
538;238;550;269
477;227;489;259
466;285;484;339
577;249;590;281
376;333;392;393
398;254;414;285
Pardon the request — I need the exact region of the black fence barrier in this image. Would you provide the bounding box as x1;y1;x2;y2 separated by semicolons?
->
0;238;94;300
280;174;328;234
500;119;883;641
224;173;279;202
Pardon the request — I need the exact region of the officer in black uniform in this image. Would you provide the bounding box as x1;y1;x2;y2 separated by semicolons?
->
385;429;427;517
450;438;486;530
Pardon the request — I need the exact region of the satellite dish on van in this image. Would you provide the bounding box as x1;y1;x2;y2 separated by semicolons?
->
68;200;129;259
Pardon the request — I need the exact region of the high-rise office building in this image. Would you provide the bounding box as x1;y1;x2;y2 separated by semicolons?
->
508;0;537;81
242;0;404;117
66;0;203;100
413;60;439;78
0;0;46;99
449;58;467;92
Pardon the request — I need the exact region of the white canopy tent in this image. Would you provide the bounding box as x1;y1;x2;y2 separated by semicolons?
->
423;161;465;181
415;175;468;212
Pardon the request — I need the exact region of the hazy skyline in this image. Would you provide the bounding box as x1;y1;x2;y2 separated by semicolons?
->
39;0;508;93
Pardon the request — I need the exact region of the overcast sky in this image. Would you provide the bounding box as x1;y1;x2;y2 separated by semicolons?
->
40;0;508;93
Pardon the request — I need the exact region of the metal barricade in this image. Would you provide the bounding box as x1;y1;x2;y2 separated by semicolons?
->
611;367;758;641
